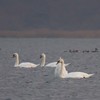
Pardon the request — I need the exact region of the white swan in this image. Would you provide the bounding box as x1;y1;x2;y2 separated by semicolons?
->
12;53;39;68
40;53;70;67
55;57;94;78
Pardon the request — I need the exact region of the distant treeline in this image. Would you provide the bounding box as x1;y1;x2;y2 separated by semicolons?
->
0;29;100;38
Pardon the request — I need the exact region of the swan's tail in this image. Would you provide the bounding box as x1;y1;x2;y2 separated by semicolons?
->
65;63;71;67
85;73;94;78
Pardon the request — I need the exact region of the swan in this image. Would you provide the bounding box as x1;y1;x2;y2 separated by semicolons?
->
40;53;70;67
55;57;94;78
12;53;39;68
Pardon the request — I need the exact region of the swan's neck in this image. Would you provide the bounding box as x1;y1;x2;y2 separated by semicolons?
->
60;62;68;78
40;56;46;67
15;55;20;66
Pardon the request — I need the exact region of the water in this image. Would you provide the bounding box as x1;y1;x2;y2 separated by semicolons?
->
0;38;100;100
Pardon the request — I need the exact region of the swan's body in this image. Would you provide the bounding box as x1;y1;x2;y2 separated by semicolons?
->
46;62;61;67
46;62;70;67
58;71;94;78
40;53;70;67
55;58;94;78
14;62;39;68
13;53;39;68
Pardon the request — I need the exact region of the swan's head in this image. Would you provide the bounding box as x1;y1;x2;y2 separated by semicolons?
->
56;57;64;65
40;53;46;59
12;53;18;58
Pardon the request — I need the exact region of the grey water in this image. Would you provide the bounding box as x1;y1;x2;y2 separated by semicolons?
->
0;38;100;100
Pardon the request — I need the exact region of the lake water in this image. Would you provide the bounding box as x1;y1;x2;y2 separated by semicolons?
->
0;38;100;100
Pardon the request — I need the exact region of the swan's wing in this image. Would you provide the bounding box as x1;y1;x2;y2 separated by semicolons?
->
19;62;38;68
45;62;57;67
64;63;71;67
46;62;71;67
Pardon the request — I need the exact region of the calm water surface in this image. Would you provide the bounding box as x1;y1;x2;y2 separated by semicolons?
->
0;38;100;100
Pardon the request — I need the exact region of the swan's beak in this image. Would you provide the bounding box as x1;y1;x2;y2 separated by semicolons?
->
12;54;15;58
56;61;60;65
40;55;42;58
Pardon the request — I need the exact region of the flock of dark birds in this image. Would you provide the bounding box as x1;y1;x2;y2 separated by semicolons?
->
0;48;99;53
64;48;99;53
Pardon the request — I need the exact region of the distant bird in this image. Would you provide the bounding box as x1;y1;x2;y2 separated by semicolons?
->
69;49;79;53
91;48;99;53
82;50;90;53
64;50;67;52
12;53;39;68
55;57;94;78
40;53;70;67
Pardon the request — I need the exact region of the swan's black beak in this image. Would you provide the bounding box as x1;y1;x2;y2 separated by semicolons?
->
12;54;15;58
56;60;60;65
40;55;42;58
